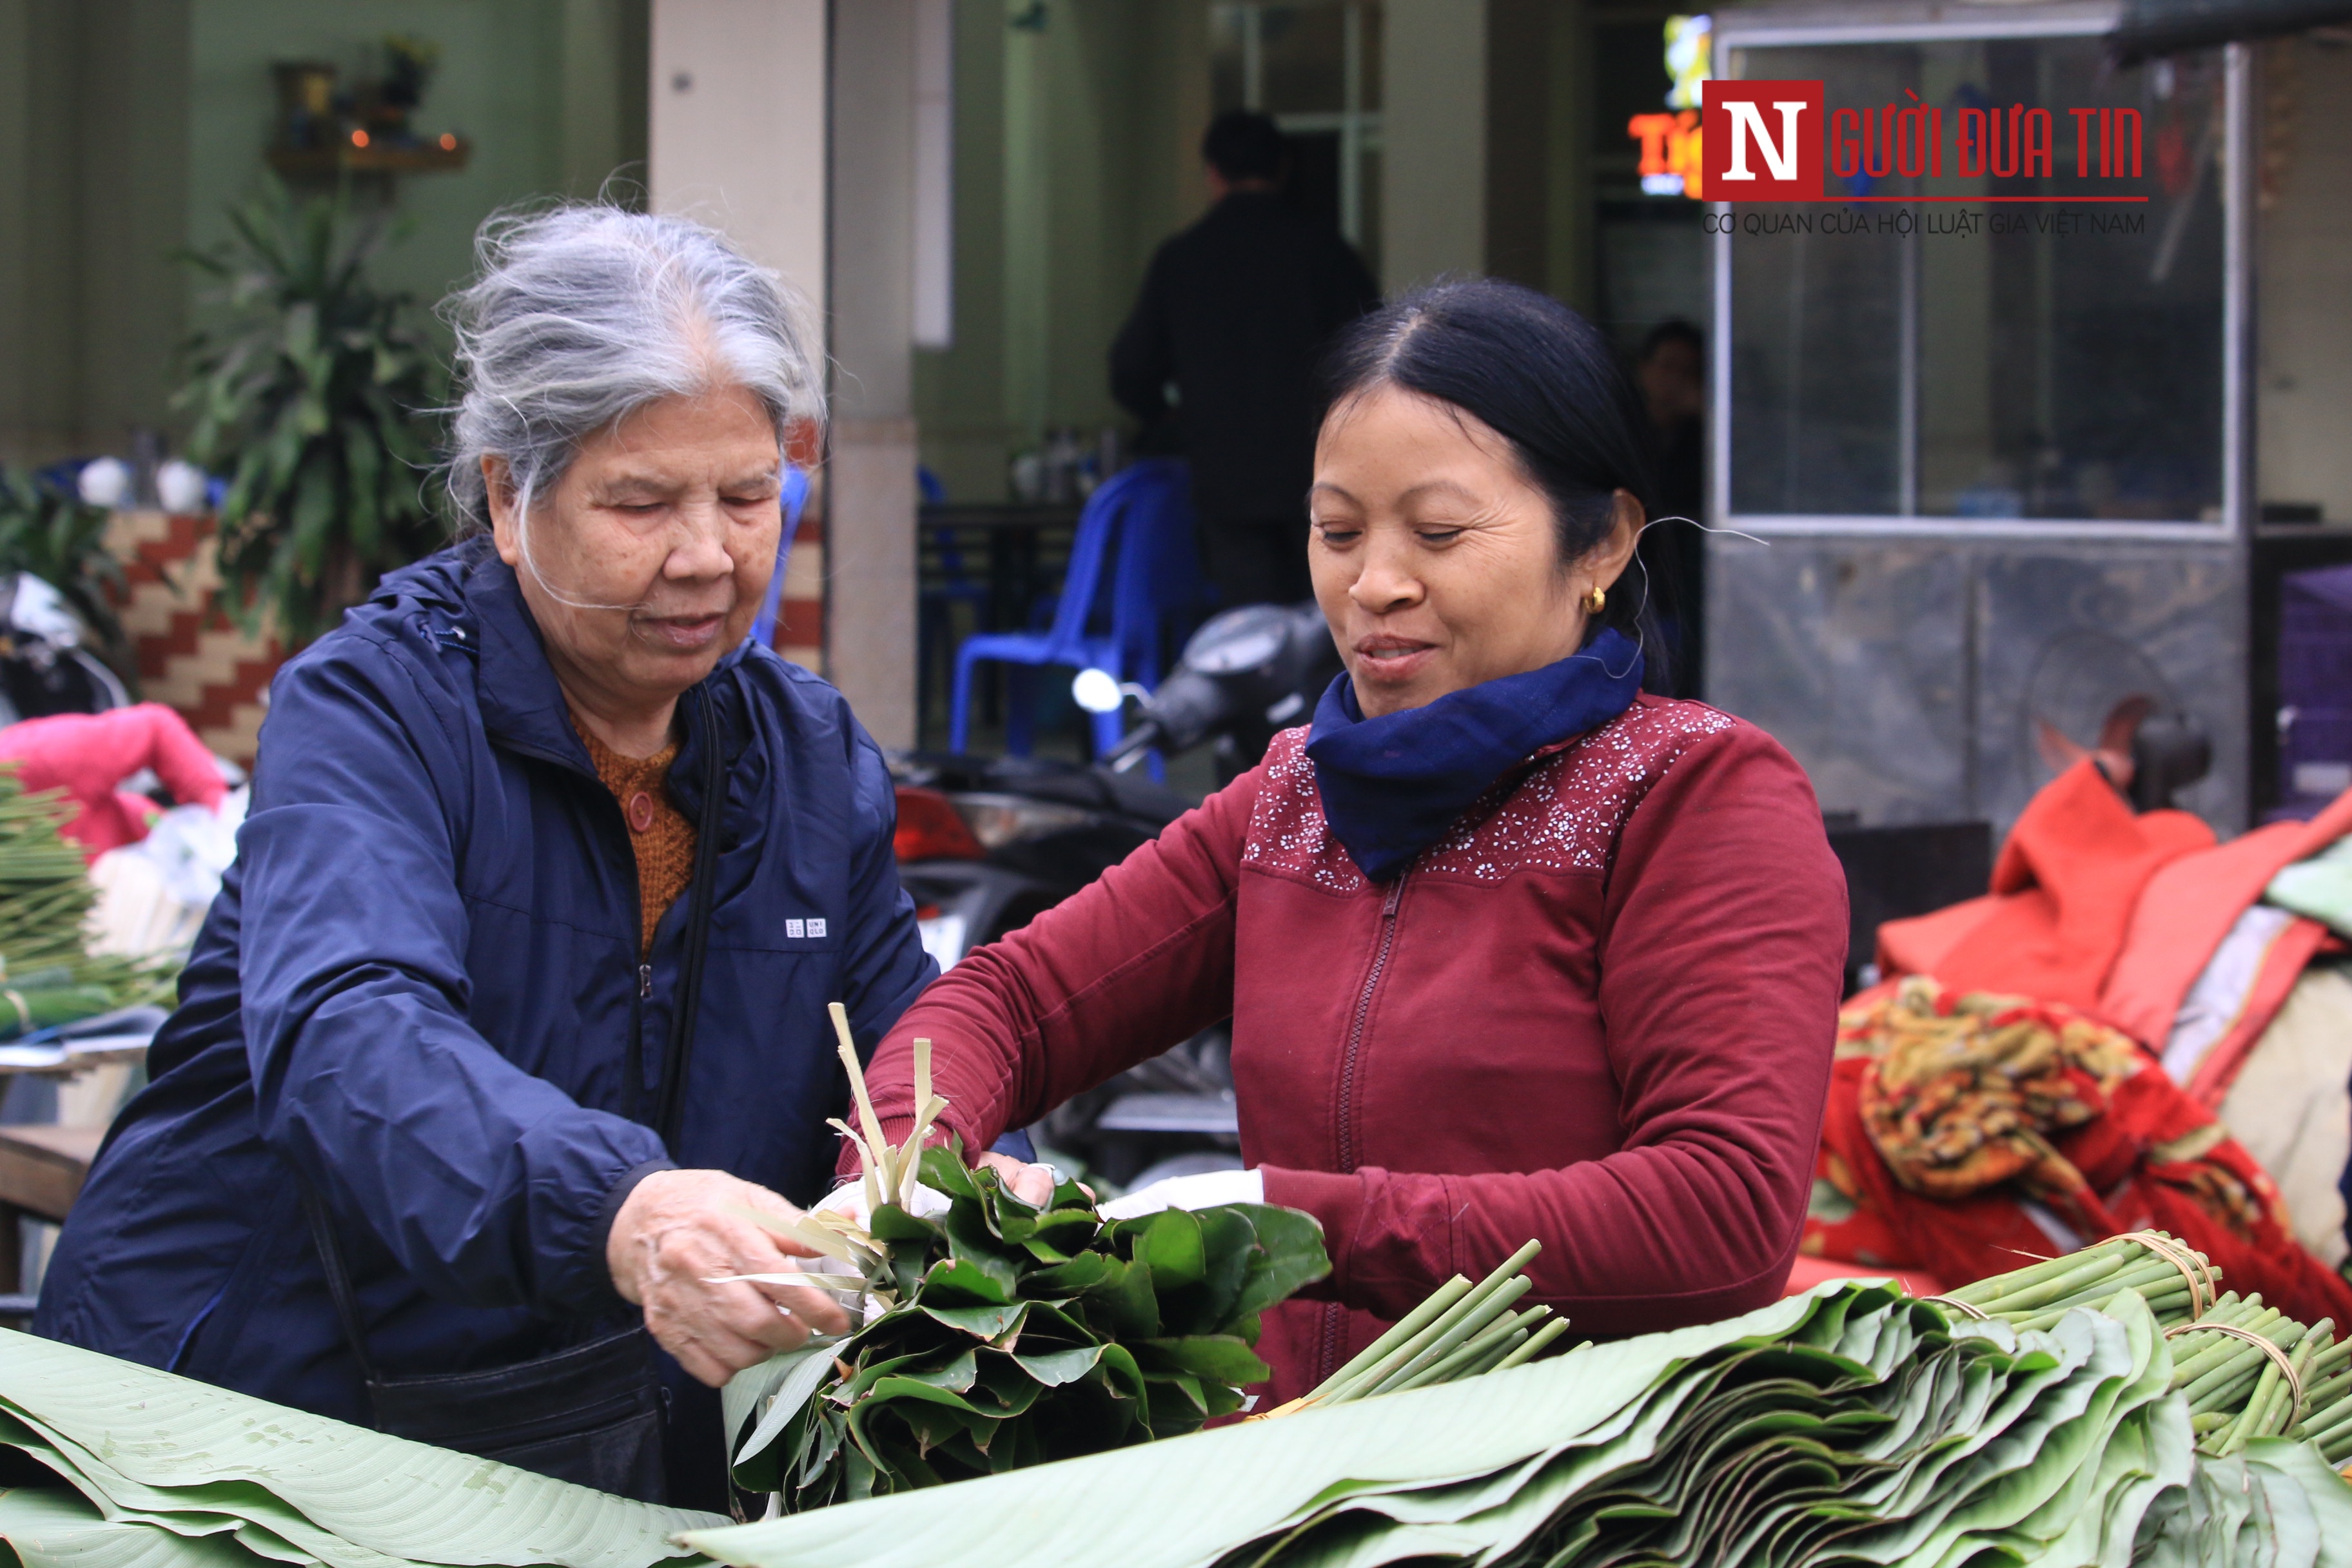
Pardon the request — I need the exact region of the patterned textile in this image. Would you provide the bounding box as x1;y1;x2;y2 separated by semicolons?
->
1807;975;2352;1329
1240;699;1738;894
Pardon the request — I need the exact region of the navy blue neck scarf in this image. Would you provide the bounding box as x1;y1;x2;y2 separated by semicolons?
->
1304;630;1644;882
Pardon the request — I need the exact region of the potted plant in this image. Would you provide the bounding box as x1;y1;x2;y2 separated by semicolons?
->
0;467;133;672
175;182;447;646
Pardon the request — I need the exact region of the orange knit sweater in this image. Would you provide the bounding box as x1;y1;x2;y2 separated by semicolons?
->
571;716;696;955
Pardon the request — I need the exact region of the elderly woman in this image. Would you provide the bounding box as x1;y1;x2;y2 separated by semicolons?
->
37;208;933;1508
849;279;1848;1402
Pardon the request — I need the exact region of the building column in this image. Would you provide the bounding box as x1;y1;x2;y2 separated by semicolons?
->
827;0;922;749
1381;0;1488;293
648;0;836;674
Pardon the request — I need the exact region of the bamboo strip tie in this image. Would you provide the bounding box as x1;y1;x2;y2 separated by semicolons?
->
2119;1231;2222;1320
1921;1295;1990;1321
2164;1320;2305;1418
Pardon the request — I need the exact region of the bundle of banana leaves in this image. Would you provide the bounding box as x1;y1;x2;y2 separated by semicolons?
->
0;1328;713;1568
0;763;166;1024
1926;1231;2352;1463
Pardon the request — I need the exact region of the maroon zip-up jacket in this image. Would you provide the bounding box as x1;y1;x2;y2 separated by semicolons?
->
848;695;1847;1404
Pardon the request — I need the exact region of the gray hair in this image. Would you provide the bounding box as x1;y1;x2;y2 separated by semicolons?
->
442;204;823;533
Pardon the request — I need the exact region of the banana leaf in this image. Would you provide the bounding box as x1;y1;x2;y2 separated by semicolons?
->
0;1330;716;1568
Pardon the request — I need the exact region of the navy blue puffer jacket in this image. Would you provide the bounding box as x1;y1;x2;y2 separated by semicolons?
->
37;539;937;1471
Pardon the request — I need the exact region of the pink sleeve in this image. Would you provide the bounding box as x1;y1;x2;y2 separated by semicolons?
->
131;702;228;812
843;768;1262;1173
1260;725;1849;1338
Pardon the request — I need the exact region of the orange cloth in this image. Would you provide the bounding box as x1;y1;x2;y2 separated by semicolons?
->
1922;760;2214;1014
571;718;695;956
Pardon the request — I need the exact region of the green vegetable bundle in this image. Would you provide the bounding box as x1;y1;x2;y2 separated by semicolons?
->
0;764;167;1019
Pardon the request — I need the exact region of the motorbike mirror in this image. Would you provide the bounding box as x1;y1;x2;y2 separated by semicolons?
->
1072;667;1125;714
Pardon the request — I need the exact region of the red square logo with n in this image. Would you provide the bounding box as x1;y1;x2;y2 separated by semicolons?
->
1703;80;1825;201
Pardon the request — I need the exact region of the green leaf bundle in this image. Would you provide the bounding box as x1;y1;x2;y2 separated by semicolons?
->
1928;1230;2352;1465
727;1139;1329;1510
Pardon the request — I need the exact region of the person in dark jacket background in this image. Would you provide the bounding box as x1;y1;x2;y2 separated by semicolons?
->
35;207;934;1511
1110;110;1380;611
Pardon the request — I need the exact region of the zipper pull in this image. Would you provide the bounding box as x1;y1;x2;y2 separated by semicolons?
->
639;963;652;999
1382;877;1404;916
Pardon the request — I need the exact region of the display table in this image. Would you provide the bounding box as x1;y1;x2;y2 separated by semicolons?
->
0;1122;103;1295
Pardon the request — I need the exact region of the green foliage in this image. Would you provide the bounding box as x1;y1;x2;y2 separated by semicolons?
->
727;1138;1330;1511
175;181;447;646
0;468;128;662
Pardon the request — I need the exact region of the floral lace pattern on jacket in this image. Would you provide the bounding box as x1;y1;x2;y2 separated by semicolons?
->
1240;699;1738;890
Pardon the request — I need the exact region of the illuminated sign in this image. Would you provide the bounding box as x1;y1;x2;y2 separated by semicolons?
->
1629;15;1710;197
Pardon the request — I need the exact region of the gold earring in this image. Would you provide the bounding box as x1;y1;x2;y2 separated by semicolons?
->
1583;584;1607;615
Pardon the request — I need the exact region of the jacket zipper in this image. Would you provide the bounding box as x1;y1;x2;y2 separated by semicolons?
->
1320;873;1407;1384
1336;875;1406;1176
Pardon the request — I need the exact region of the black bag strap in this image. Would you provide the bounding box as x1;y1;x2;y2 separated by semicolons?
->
305;689;732;1384
300;1183;384;1386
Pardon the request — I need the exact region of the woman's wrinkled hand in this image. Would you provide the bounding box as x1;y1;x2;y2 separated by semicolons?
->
606;1168;852;1387
975;1151;1059;1207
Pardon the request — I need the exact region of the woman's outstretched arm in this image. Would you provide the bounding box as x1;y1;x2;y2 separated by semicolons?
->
843;770;1262;1168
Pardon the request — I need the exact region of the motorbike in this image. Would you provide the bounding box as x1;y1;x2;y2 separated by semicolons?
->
889;603;1342;1190
1101;602;1343;785
0;573;132;724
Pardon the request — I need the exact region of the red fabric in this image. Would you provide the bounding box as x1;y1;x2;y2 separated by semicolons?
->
1807;986;2352;1330
2099;785;2352;1052
1875;894;2001;982
850;697;1849;1406
0;704;225;859
1919;760;2213;1014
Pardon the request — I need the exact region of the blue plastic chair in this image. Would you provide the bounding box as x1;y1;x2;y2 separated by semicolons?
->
746;467;813;650
917;467;994;722
948;459;1202;760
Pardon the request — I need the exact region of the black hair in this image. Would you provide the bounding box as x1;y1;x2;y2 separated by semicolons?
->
1319;277;1672;693
1639;318;1704;362
1202;110;1288;184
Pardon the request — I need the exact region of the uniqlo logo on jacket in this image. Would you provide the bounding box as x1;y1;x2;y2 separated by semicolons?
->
1703;80;1825;201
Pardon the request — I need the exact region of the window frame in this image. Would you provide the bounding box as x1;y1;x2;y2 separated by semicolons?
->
1705;5;2251;544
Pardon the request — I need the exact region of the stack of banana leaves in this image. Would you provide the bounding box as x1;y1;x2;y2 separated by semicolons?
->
7;1232;2352;1567
0;763;168;1027
0;1329;714;1568
691;1233;2352;1568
